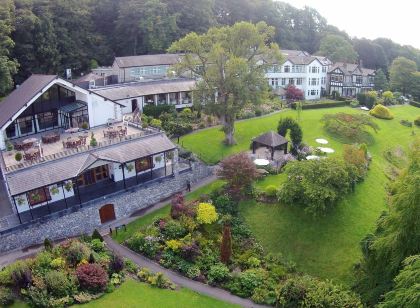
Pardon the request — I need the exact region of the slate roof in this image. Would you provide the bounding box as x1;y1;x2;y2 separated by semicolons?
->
91;79;196;101
114;54;183;68
6;133;176;195
0;75;57;128
252;131;288;148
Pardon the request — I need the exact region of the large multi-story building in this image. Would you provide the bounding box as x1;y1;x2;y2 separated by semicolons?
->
327;62;375;97
0;74;186;225
265;50;331;100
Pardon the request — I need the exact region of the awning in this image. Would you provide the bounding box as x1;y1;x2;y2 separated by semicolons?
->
58;101;87;113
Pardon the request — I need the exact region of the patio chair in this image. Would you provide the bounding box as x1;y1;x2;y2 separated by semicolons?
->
13;142;24;151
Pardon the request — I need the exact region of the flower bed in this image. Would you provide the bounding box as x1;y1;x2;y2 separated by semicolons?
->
0;232;174;307
124;190;363;306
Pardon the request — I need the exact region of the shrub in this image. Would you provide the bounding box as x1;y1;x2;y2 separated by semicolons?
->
44;238;53;251
277;117;303;146
228;269;267;298
220;224;232;264
414;116;420;126
382;91;394;105
217;153;258;199
357;92;376;109
369;104;394;119
343;144;368;180
150;118;162;129
90;239;105;253
196;203;218;224
322;113;379;143
213;195;236;215
166;239;182;251
207;263;230;284
143;104;175;118
264;185;278;198
66;241;90;267
162;220;187;239
90;133;97;147
44;270;74;297
126;233;160;258
148;272;174;289
409;101;420;108
350;100;359;107
50;257;66;269
92;229;103;242
76;263;108;293
73;292;96;304
291;100;350;109
11;261;32;289
124;258;138;274
180;242;201;262
278;158;358;216
137;268;152;282
276;275;362;307
109;254;124;274
400;119;413;127
14;152;22;162
186;266;201;279
170;193;185;219
285;85;304;102
0;287;14;306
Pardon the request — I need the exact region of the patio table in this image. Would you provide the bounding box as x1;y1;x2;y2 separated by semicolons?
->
42;132;60;144
65;127;80;134
65;137;80;148
24;147;40;161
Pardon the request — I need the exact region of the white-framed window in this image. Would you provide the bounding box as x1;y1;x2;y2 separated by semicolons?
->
281;78;286;85
311;78;317;86
311;66;319;73
311;89;316;95
322;66;327;73
284;65;290;73
296;78;303;85
289;78;295;85
307;90;310;96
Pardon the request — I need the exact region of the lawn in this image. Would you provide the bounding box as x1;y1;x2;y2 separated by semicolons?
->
112;180;224;243
74;279;239;308
181;105;420;284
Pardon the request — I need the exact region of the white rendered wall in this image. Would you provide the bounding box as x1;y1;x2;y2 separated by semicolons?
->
88;94;122;127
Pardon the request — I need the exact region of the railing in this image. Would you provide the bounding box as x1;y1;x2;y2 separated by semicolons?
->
4;123;161;173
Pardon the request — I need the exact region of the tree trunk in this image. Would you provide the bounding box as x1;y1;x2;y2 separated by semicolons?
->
222;114;236;145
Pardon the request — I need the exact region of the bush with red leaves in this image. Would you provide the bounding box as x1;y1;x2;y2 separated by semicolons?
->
76;263;108;293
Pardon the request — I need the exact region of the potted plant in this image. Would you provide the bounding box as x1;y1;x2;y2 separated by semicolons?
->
6;140;13;152
81;122;89;130
15;152;22;162
30;192;41;203
126;163;134;172
154;155;162;164
64;181;73;192
16;196;26;206
50;185;59;195
90;133;97;147
166;151;174;160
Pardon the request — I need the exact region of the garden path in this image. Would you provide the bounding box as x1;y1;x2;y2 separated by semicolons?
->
104;235;269;308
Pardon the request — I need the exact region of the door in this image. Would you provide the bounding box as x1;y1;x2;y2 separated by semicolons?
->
99;204;116;223
131;99;138;112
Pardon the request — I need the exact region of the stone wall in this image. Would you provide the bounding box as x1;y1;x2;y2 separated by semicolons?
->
0;163;212;253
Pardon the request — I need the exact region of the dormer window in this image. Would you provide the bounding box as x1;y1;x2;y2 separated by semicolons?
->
284;65;290;73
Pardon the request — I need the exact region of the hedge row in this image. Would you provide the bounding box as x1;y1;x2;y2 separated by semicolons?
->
409;101;420;108
291;100;350;110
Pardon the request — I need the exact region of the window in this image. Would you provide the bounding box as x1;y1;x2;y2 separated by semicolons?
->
284;65;290;73
311;78;317;86
289;78;294;85
307;90;310;96
311;66;319;73
322;66;327;73
27;188;51;207
356;76;363;84
135;157;152;172
311;89;316;95
321;77;326;85
296;78;303;85
281;78;286;86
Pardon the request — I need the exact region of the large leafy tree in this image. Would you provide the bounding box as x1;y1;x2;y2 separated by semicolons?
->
389;57;417;95
353;38;388;71
0;0;18;95
374;68;389;91
169;21;281;145
354;140;420;305
317;34;358;63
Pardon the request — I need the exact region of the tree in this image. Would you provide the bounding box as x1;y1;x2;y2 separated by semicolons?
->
217;152;258;199
378;255;420;308
169;21;281;145
353;38;388;71
285;84;304;102
410;71;420;100
382;91;394;104
389;57;417;95
354;141;420;305
277;117;303;147
220;224;232;264
0;0;18;95
374;69;389;91
317;34;358;63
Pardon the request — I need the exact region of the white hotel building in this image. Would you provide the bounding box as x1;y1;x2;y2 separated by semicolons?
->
265;50;331;100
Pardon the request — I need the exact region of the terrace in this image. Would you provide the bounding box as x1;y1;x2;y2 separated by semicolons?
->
1;122;158;173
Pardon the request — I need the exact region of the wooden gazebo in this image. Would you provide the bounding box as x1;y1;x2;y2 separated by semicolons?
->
251;131;288;160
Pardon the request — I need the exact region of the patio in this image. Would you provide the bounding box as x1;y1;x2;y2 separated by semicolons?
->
2;123;157;172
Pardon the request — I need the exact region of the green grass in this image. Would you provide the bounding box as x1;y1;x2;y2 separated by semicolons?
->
112;180;224;243
181;105;420;284
74;279;239;308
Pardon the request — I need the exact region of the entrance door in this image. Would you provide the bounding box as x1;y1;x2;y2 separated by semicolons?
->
131;99;138;112
77;165;109;187
99;204;116;223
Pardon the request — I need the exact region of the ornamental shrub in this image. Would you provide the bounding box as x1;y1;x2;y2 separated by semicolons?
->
213;195;236;215
91;229;103;242
150;118;162;129
207;263;230;284
277;117;303;146
196;203;218;224
166;239;182;251
50;257;66;269
0;287;14;306
76;263;108;293
414;116;420;126
369;104;394;119
66;241;90;267
44;270;74;297
90;239;105;253
11;261;32;289
109;254;124;274
343;144;368;180
162;220;187;239
264;185;278;198
228;268;267;298
44;238;53;251
220;224;232;264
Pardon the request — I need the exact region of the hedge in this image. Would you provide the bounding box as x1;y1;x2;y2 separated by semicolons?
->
291;100;350;110
143;104;176;118
409;101;420;108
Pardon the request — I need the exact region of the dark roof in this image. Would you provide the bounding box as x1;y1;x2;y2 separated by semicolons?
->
58;101;87;113
114;54;182;68
91;79;196;101
0;74;57;128
75;73;105;83
6;133;175;195
252;131;288;148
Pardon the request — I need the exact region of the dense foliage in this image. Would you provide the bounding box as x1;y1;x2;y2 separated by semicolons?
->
369;104;394;120
217;152;258;199
322;113;379;144
277;117;303;147
284;84;303;102
354;140;420;305
278;158;361;216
